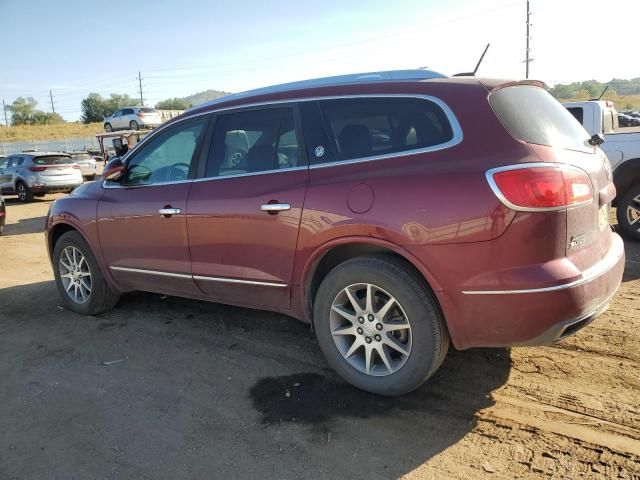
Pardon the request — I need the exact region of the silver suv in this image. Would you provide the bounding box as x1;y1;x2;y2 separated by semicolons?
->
0;152;83;202
103;107;162;132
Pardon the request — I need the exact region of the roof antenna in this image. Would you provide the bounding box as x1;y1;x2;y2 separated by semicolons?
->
591;85;609;101
453;43;490;77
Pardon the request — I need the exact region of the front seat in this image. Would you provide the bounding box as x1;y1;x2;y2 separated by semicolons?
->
338;125;372;159
246;145;276;173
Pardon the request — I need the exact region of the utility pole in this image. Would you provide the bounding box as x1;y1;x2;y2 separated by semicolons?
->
525;0;532;79
137;71;144;106
2;99;8;127
49;89;56;113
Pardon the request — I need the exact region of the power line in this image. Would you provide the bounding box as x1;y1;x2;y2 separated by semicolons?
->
525;0;533;79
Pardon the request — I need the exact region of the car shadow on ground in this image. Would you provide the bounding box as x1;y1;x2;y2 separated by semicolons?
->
0;280;512;479
1;215;46;236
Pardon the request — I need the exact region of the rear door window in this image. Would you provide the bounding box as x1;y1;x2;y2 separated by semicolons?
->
316;97;455;163
490;86;591;152
566;107;584;124
205;107;301;178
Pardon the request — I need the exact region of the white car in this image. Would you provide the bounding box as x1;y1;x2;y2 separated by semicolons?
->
103;107;162;132
66;152;99;180
564;100;640;239
0;152;83;202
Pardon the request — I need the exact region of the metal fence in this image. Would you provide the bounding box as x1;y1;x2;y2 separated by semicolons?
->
0;137;99;155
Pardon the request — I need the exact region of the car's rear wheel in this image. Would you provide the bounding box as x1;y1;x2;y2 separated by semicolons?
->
313;255;449;396
616;185;640;241
16;181;33;202
129;120;139;130
104;123;112;132
53;231;119;315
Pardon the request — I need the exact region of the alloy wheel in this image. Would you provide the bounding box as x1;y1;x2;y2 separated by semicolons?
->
626;194;640;231
330;283;412;376
59;246;92;304
17;184;26;202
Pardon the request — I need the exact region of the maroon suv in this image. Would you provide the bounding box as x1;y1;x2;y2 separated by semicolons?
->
45;70;625;395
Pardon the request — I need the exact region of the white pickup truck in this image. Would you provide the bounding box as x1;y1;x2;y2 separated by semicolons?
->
564;100;640;239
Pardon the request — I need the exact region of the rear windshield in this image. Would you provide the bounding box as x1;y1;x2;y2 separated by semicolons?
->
32;155;72;165
69;153;92;160
490;86;591;152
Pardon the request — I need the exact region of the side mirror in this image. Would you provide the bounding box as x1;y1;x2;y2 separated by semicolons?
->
588;133;605;146
103;157;126;181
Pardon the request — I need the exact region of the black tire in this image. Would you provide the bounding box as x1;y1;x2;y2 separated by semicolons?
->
86;175;96;181
104;123;112;132
52;231;120;315
15;181;33;202
129;120;139;130
313;255;449;396
616;184;640;241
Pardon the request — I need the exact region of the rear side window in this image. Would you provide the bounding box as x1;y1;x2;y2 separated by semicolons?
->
123;109;134;115
566;107;583;124
32;156;71;165
205;107;300;178
490;86;590;152
317;97;454;163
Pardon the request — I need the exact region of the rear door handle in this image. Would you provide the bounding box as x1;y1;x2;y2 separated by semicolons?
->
260;203;291;212
159;207;181;217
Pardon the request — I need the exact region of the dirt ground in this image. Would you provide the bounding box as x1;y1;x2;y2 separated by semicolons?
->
0;194;638;480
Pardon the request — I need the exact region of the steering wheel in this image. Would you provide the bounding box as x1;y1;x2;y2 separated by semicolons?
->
168;163;190;181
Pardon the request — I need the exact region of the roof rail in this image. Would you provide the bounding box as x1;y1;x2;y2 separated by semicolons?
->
193;69;447;110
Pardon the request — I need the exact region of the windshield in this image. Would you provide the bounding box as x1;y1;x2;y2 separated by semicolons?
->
490;86;591;152
32;155;73;165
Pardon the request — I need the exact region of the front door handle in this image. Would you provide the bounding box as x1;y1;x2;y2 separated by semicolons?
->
260;203;291;212
159;207;181;217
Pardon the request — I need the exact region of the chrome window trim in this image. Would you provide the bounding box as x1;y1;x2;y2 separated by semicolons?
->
109;266;287;287
103;93;462;188
485;162;594;212
192;165;307;184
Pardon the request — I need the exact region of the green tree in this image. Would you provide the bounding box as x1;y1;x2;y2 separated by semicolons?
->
7;97;38;125
80;93;141;124
106;94;140;113
155;97;189;110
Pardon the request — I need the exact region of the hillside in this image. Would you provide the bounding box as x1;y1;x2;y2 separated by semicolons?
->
550;77;640;110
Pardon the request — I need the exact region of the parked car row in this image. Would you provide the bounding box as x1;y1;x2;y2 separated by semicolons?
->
618;112;640;127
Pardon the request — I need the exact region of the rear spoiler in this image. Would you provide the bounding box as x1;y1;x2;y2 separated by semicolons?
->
481;79;548;92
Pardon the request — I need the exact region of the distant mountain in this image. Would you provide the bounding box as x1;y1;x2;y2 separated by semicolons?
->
182;89;232;107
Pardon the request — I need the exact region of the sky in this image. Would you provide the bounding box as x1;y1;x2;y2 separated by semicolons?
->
0;0;637;121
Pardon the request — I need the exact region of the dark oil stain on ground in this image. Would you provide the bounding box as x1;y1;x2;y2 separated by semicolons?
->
248;349;511;426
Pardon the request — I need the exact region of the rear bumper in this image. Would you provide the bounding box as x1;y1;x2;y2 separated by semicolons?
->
31;183;82;194
433;233;625;349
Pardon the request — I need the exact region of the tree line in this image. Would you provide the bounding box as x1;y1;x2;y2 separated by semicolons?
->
3;94;191;126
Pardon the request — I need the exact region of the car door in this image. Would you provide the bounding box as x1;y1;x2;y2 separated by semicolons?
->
0;157;11;192
111;109;123;129
97;114;210;297
187;105;308;309
122;108;134;129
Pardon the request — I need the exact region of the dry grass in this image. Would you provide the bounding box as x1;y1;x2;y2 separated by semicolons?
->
0;123;103;142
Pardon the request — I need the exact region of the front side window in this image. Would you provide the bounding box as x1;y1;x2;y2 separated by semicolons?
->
122;116;207;186
0;159;8;169
205;107;300;178
317;97;454;163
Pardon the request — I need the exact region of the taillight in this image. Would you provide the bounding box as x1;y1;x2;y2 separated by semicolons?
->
29;166;47;172
487;164;593;211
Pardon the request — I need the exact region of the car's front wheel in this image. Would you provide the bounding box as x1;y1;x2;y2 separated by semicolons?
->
53;231;120;315
616;184;640;241
314;255;449;396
